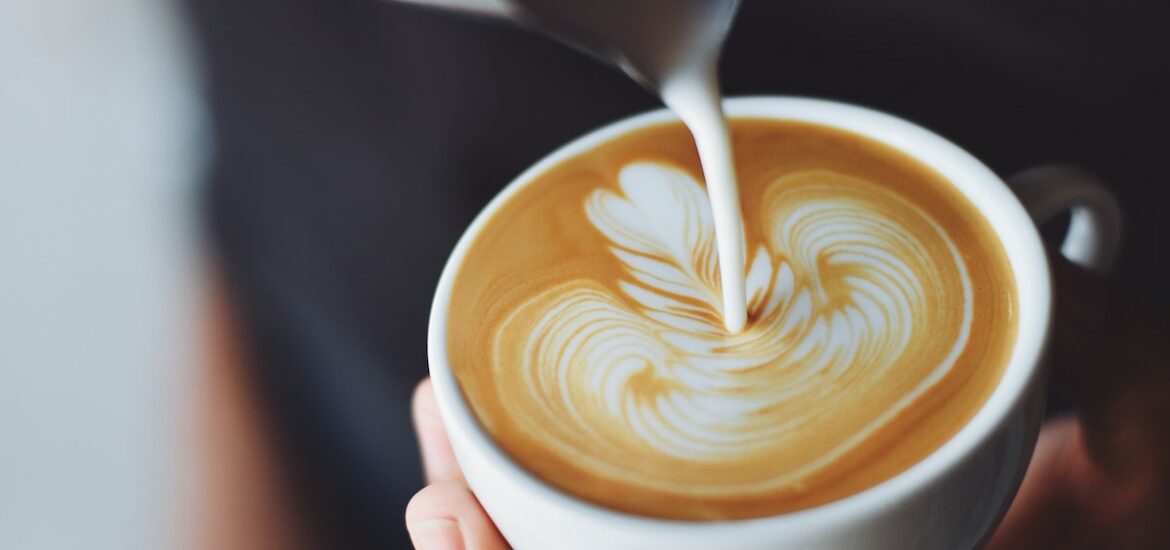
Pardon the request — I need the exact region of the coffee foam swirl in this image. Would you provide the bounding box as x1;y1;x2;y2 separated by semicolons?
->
448;119;1016;520
494;163;973;494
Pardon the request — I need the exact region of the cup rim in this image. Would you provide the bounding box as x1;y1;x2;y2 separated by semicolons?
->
427;95;1052;532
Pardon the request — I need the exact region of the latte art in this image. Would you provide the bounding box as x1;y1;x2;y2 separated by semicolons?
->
448;120;1016;519
498;162;971;485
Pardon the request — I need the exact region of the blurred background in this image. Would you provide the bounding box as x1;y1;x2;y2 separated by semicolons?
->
1;0;1167;548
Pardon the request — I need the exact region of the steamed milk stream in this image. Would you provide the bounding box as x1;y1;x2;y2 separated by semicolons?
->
512;0;750;331
661;74;748;332
447;119;1017;520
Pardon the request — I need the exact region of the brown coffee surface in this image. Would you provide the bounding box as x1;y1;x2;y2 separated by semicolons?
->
446;119;1017;520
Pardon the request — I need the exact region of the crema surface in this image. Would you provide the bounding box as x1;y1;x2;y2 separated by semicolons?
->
447;119;1017;520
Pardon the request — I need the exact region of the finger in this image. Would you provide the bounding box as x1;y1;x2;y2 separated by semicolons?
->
406;482;508;550
413;378;465;484
1048;250;1170;484
987;417;1085;549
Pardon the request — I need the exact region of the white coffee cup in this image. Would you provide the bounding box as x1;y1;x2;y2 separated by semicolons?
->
427;97;1122;550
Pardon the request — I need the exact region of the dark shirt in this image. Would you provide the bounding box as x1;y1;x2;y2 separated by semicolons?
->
185;0;1170;546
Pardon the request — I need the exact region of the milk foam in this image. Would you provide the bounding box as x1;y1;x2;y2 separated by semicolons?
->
450;119;1017;519
494;162;974;491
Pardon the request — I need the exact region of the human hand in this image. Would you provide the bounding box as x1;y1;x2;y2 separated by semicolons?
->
406;257;1170;550
406;379;508;550
987;256;1170;549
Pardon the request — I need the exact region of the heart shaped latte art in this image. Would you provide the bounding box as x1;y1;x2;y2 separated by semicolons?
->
491;162;974;498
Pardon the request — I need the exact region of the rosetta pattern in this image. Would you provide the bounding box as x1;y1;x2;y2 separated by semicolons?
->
493;162;972;493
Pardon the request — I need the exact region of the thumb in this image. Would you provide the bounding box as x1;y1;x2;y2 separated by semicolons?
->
414;378;465;484
406;483;509;550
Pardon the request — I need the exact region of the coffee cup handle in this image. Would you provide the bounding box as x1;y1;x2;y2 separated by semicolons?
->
1008;165;1123;274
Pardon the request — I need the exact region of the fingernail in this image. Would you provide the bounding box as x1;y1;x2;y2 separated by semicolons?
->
409;518;464;550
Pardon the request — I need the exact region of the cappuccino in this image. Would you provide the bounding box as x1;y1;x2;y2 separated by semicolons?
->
446;118;1017;520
